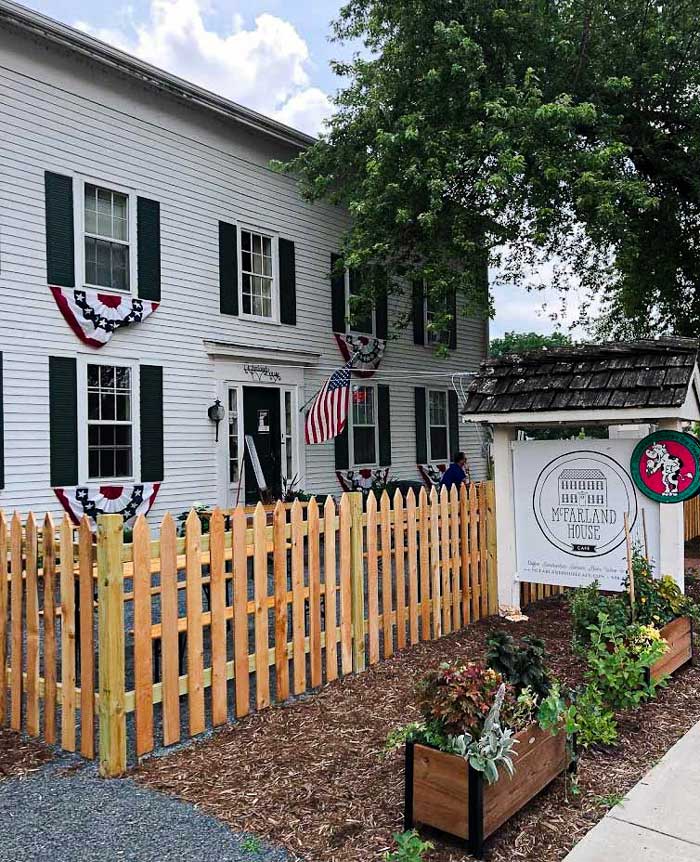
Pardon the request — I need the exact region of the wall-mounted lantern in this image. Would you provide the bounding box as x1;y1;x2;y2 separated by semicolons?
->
207;398;226;442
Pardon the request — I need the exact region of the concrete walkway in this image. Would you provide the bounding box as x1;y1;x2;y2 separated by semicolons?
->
565;720;700;861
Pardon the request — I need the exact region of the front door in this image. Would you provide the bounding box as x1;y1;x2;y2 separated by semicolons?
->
243;386;282;504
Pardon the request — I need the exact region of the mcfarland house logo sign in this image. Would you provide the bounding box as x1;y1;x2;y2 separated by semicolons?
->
533;451;638;557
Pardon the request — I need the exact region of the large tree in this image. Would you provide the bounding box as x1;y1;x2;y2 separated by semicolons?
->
281;1;700;337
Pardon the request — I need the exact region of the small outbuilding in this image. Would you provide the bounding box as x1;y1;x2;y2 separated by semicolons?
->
462;338;700;611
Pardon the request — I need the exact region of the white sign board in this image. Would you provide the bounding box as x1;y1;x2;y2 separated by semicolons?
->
513;439;660;591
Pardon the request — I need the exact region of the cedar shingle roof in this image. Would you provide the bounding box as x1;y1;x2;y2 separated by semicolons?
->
463;338;699;415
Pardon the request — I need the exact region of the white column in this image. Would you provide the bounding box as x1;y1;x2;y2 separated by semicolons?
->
493;425;521;611
657;418;685;591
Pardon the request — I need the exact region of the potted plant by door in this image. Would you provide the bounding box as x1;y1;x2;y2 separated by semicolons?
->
390;655;573;858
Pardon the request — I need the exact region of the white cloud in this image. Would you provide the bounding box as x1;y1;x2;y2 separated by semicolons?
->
76;0;333;135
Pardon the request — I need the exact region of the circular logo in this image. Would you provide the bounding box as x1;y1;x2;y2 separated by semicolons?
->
630;430;700;503
533;450;638;557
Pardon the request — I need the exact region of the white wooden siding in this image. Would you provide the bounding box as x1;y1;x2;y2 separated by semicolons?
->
0;24;486;519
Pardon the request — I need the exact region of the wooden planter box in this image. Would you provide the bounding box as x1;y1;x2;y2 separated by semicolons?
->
405;724;568;857
649;615;693;683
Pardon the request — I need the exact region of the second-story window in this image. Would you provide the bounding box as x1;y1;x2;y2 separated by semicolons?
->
240;229;275;319
424;292;450;346
346;270;374;335
84;184;130;292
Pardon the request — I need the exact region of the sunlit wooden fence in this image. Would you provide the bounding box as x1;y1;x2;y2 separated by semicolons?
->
1;483;499;776
685;495;700;542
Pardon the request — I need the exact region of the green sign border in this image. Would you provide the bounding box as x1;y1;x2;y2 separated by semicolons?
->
630;430;700;503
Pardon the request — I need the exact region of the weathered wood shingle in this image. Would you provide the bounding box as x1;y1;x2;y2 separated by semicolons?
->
463;338;698;415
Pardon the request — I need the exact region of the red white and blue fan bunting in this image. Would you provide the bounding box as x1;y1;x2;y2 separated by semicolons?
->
54;483;161;530
334;333;386;378
51;286;159;348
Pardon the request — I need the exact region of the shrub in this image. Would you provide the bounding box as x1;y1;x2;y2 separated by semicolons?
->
584;614;668;713
486;630;551;698
569;685;618;748
417;661;512;737
569;581;629;651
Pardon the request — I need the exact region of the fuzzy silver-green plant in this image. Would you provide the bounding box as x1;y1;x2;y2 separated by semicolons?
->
449;683;518;784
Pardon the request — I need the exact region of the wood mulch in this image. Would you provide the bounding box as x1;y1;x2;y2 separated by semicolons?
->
135;583;700;862
0;728;54;782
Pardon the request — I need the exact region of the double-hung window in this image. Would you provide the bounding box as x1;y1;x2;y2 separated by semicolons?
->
240;228;276;320
83;183;131;292
345;270;374;335
87;364;133;479
428;389;449;462
351;384;377;466
424;292;450;346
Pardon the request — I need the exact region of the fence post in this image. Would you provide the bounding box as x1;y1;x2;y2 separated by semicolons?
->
97;514;126;777
348;492;366;673
485;481;498;616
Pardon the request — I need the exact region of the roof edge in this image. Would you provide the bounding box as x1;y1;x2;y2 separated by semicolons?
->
0;0;317;150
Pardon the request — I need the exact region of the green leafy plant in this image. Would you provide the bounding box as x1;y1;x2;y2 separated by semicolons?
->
568;685;618;749
417;661;512;737
450;684;518;785
537;683;572;735
486;630;551;698
176;503;211;537
240;835;264;856
383;830;433;862
569;581;630;652
384;719;455;755
584;614;668;713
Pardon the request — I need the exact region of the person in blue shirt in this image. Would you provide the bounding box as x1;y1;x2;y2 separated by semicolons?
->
440;452;469;491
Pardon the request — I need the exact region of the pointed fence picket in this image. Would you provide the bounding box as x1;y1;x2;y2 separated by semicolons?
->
1;481;502;776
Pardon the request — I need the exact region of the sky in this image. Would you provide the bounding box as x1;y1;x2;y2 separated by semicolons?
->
26;0;581;338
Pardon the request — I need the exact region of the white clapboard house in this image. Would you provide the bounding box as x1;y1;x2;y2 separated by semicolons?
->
0;0;487;526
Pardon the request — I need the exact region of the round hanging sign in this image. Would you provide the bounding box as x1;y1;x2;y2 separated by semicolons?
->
630;430;700;503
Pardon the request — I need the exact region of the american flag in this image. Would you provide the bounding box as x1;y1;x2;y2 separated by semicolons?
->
305;358;354;444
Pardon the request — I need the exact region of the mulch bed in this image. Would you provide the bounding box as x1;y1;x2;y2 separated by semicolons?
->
135;582;700;862
0;728;54;782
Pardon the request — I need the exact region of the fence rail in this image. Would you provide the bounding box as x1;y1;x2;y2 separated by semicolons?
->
2;483;501;775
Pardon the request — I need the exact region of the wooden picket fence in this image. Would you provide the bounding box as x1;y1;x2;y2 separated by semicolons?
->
1;483;502;776
685;495;700;542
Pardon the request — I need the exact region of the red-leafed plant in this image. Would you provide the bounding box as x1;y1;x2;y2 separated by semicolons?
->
417;661;515;737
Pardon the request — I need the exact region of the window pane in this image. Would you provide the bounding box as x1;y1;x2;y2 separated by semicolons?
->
353;427;376;465
241;230;251;252
115;448;132;477
88;392;100;421
100;365;115;388
429;391;447;426
115;367;131;389
88;449;99;478
116;394;130;421
87;365;100;388
430;427;448;462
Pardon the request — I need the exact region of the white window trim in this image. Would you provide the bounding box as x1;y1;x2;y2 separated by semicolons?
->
426;387;449;464
73;174;138;297
77;354;141;484
237;223;280;325
344;270;376;336
281;387;298;485
349;381;379;469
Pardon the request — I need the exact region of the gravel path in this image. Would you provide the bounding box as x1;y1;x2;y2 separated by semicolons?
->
0;756;287;862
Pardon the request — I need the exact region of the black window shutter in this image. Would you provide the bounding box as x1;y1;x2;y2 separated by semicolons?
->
279;238;297;325
45;172;75;287
219;221;238;315
140;365;164;483
49;356;78;486
412;280;425;345
448;390;460;458
414;387;427;463
331;253;345;332
137;197;161;301
377;385;392;466
334;425;349;471
376;291;388;339
0;352;4;489
449;290;458;350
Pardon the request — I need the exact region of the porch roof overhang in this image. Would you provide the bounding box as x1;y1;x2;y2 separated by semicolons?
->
461;337;700;427
203;339;321;367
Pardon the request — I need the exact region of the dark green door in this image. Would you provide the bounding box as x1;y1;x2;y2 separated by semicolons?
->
243;386;281;504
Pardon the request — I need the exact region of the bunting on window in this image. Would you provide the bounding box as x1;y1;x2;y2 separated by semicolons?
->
50;286;159;348
54;483;161;530
334;333;385;378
